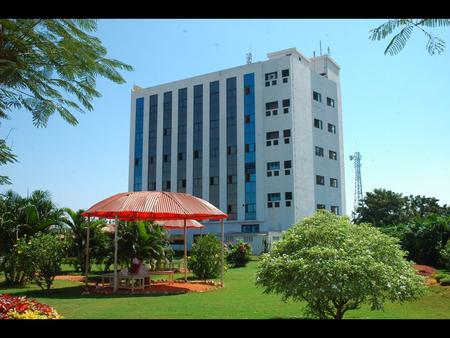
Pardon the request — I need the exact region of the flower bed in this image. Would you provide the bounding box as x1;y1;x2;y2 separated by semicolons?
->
0;294;61;319
412;264;437;276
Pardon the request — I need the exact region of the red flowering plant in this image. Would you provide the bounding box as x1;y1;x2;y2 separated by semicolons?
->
0;294;61;319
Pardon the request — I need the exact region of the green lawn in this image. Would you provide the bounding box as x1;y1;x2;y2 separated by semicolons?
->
1;261;450;319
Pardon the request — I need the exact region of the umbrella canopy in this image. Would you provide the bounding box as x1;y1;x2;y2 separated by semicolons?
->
100;219;205;232
157;219;205;230
81;191;227;221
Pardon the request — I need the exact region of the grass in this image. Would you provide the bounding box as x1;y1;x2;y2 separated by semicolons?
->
1;261;450;319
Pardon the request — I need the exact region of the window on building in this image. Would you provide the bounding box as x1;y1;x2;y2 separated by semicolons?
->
244;85;251;95
163;128;171;136
273;139;279;146
267;162;280;177
282;99;290;114
317;204;326;210
314;119;323;129
313;91;322;103
327;97;335;107
164;181;171;190
163;154;169;162
283;129;291;138
266;131;279;140
177;179;186;189
227;175;237;184
285;192;292;200
328;123;336;134
245;114;251;123
331;205;340;215
271;80;277;85
245;143;255;152
330;178;338;188
315;146;324;157
210;176;219;185
227;145;237;155
283;78;288;83
242;224;259;233
265;81;270;87
284;160;292;169
268;193;281;202
266;101;278;110
193;150;201;159
134;158;139;166
329;150;337;160
178;153;184;161
316;175;325;185
265;72;278;81
281;69;289;77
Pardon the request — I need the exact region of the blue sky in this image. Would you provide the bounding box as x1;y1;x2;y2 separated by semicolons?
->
2;19;450;215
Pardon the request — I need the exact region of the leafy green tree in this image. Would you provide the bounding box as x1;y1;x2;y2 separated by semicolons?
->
353;188;410;227
0;189;64;284
439;241;450;269
370;19;450;55
188;234;224;280
16;233;68;290
407;195;449;218
0;139;17;185
0;19;133;184
256;211;425;319
400;215;450;267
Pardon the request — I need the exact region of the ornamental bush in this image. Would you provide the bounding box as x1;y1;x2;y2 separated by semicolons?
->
226;241;251;268
255;210;426;319
188;234;224;280
16;233;68;290
0;294;61;319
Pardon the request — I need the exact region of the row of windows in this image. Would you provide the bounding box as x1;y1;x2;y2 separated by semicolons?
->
267;192;292;208
316;175;339;188
266;129;291;146
313;91;336;107
265;69;289;87
266;99;290;116
314;119;337;134
267;160;291;177
317;204;340;215
315;147;338;160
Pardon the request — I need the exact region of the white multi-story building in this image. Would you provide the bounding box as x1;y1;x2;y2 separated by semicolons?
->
129;47;345;254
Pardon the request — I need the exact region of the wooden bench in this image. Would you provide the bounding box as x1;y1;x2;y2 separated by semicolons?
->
146;270;175;287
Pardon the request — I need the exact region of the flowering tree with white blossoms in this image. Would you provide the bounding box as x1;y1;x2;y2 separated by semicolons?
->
255;211;426;319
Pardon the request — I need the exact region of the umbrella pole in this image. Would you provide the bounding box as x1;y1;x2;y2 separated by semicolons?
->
84;216;90;289
221;218;224;287
184;219;187;282
113;215;119;293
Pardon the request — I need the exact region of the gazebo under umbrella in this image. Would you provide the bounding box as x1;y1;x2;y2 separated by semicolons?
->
81;191;227;292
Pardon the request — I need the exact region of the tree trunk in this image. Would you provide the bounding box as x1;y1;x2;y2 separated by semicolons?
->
334;307;344;320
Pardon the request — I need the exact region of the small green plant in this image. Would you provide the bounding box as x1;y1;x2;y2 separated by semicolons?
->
16;233;68;290
433;272;450;282
188;234;224;280
440;277;450;286
226;241;251;268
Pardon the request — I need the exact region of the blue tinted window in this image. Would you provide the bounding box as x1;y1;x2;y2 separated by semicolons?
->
133;97;144;191
244;73;256;220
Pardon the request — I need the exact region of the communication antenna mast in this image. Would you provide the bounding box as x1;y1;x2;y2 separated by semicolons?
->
246;52;252;64
349;151;363;211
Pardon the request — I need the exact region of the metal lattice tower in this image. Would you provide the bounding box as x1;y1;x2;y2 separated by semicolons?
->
349;152;363;210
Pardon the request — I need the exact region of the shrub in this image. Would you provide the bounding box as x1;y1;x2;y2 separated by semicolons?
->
16;233;68;290
0;294;61;319
226;241;251;268
433;272;450;282
439;241;450;269
256;210;426;319
440;277;450;286
188;234;224;279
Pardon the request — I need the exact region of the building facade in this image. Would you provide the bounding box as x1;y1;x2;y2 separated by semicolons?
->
129;48;346;254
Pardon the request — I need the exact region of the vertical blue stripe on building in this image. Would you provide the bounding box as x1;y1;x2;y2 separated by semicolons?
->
133;97;144;191
209;81;220;208
148;94;158;190
244;74;256;220
193;84;203;198
177;88;187;192
162;91;172;191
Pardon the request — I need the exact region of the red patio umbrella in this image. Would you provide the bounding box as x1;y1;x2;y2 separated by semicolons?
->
81;191;227;292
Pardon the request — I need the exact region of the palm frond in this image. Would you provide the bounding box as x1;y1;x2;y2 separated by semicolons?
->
384;25;414;56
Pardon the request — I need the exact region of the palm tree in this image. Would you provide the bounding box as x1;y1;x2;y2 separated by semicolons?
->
370;19;450;56
118;221;172;271
0;189;64;284
61;208;109;273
